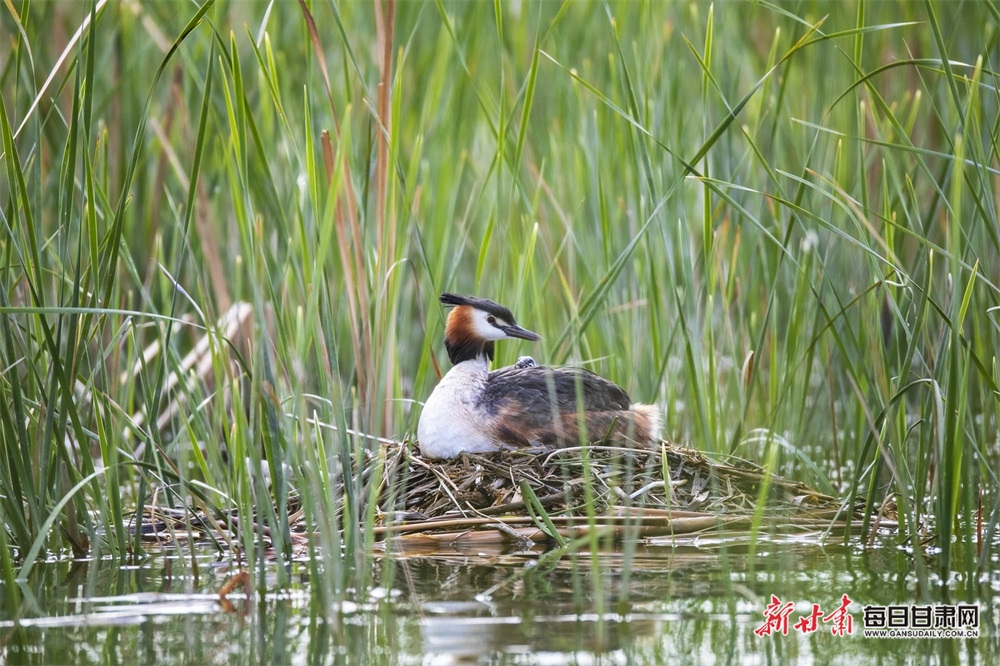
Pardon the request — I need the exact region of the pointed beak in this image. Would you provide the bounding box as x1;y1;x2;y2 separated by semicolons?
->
502;324;541;341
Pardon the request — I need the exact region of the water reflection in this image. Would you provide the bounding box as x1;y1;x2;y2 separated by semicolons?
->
0;539;996;664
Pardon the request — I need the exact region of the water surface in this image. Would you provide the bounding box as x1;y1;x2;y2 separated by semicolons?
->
1;537;996;664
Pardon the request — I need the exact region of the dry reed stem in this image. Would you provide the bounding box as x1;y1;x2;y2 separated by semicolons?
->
300;0;371;415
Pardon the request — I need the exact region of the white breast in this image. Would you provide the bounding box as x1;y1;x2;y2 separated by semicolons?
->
417;358;499;459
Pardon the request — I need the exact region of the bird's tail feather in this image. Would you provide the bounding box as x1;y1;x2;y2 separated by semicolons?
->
629;403;662;445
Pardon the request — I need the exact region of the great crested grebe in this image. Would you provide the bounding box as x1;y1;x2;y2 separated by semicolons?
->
417;293;661;460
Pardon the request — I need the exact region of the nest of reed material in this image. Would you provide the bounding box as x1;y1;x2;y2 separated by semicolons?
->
370;442;878;553
132;441;886;556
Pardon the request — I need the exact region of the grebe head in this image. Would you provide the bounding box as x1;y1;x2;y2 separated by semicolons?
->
439;293;540;364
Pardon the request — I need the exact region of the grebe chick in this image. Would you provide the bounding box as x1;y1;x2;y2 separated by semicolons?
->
417;293;661;460
513;356;538;369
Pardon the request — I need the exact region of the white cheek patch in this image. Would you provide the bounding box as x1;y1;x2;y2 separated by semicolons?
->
470;309;508;340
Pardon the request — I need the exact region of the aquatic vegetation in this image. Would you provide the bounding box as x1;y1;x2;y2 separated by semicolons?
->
1;3;998;648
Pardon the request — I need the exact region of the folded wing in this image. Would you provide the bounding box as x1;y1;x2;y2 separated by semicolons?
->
480;366;652;448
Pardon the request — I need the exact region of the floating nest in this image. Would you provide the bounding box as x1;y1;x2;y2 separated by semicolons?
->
133;441;887;556
370;442;880;553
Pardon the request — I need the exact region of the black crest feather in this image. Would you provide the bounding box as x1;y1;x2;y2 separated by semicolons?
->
439;293;516;323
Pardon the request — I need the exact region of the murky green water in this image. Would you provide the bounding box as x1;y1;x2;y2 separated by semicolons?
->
1;537;996;664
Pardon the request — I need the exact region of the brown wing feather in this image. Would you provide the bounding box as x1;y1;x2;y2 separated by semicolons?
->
480;366;639;447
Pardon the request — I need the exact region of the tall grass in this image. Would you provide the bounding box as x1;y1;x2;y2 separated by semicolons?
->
1;0;998;605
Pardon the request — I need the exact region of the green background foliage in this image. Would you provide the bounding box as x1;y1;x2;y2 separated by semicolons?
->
1;0;998;588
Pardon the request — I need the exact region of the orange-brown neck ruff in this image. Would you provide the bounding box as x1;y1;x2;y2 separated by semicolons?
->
444;305;494;364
